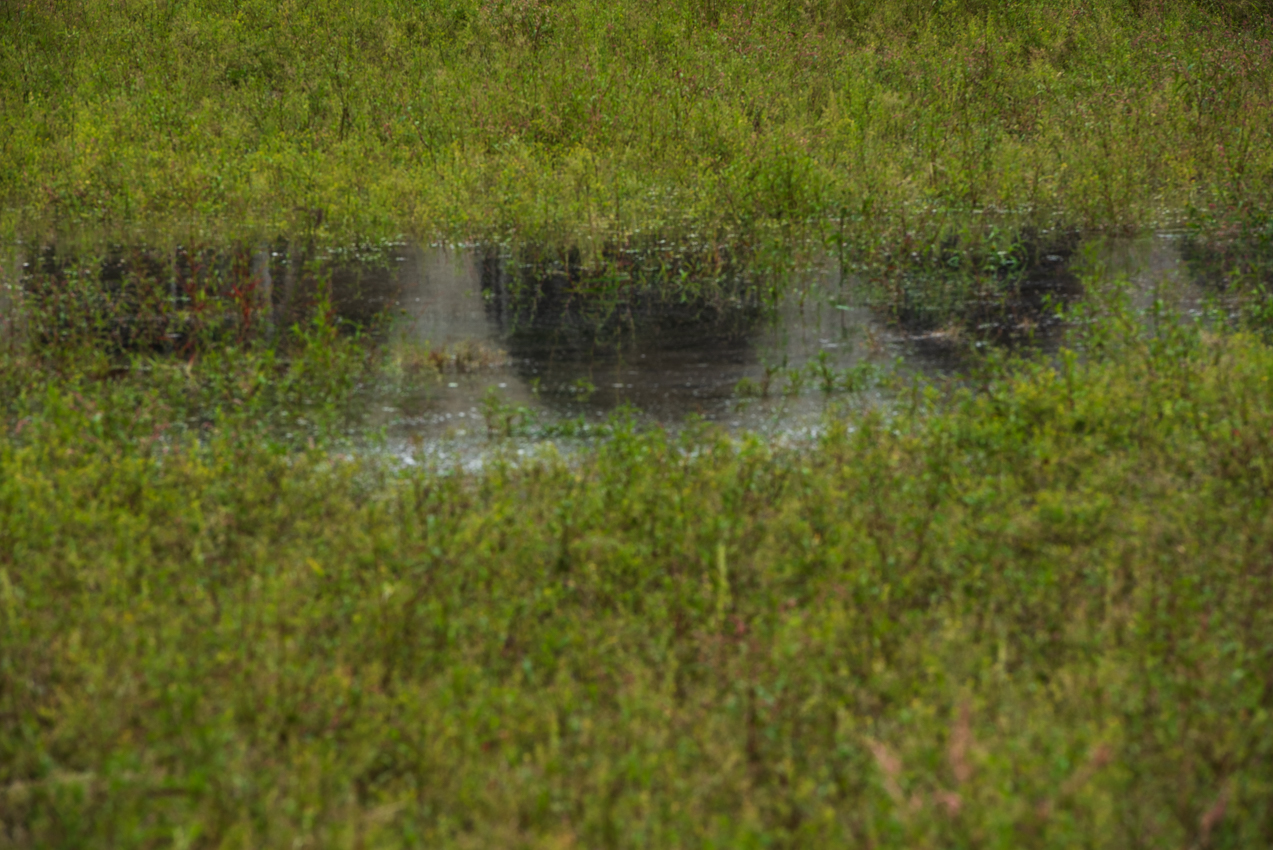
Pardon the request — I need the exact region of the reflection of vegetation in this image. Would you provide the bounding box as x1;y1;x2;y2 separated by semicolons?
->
5;292;1273;846
1;244;384;448
1181;235;1273;338
483;237;764;356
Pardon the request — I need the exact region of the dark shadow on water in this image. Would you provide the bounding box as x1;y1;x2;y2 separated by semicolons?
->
474;240;765;419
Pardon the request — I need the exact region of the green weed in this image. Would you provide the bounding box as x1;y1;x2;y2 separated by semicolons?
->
2;278;1272;847
3;0;1272;262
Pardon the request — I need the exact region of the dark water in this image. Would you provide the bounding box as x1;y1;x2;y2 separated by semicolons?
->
358;234;1205;459
0;233;1215;460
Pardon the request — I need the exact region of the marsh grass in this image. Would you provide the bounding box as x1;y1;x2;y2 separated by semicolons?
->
6;0;1273;845
3;277;1273;847
3;0;1272;255
13;0;1260;332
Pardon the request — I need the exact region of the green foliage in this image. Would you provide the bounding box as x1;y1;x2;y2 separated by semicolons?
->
0;250;378;452
2;0;1273;258
4;1;1273;844
2;286;1273;847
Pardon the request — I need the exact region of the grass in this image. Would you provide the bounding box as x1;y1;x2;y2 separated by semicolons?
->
3;0;1273;258
5;0;1273;846
8;0;1273;333
3;279;1273;847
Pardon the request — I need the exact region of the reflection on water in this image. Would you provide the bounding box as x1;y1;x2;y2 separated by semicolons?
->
0;246;19;344
372;233;1204;457
2;232;1215;459
384;243;900;449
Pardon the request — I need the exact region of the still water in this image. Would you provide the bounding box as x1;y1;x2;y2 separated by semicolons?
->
355;234;1202;458
0;232;1211;460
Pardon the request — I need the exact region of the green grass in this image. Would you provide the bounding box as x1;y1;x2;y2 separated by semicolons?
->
3;0;1273;260
6;1;1273;846
3;274;1273;847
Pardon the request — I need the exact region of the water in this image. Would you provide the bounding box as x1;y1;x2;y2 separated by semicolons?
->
358;233;1208;458
0;232;1223;461
366;243;940;455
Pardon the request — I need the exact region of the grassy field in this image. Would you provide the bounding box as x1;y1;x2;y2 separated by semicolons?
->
5;0;1273;847
3;0;1273;258
3;276;1273;847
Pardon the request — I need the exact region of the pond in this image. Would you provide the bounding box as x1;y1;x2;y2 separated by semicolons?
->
357;233;1206;459
0;231;1219;462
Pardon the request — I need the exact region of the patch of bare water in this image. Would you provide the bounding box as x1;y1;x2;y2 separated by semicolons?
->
360;233;1203;462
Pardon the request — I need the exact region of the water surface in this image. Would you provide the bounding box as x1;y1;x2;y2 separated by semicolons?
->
361;234;1205;458
0;232;1220;461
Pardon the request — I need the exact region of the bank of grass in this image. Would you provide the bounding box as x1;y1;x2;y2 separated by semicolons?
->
3;0;1273;261
1;277;1273;847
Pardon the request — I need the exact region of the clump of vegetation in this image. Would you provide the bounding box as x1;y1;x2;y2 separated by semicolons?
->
736;354;884;402
388;338;508;378
3;260;1273;846
3;0;1273;258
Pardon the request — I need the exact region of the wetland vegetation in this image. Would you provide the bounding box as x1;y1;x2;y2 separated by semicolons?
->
4;0;1273;847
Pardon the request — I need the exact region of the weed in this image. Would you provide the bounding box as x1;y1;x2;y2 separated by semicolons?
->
2;296;1272;846
2;0;1272;261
